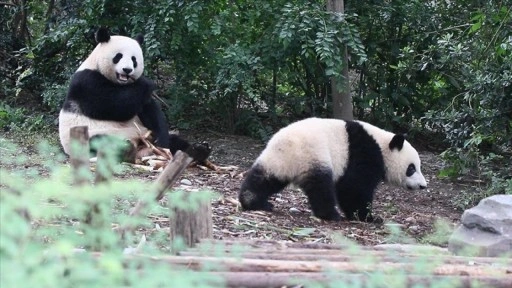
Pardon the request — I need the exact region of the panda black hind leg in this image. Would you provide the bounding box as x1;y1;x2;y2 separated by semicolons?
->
297;167;341;221
239;164;288;211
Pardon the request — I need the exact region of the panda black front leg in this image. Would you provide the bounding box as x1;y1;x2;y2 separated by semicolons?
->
336;182;377;222
297;167;342;221
239;164;288;211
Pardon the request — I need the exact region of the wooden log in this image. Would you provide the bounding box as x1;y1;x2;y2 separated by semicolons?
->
68;126;104;250
141;255;511;277
83;251;512;288
198;239;352;250
178;250;512;266
128;150;194;217
184;242;512;267
154;150;193;201
88;150;106;238
204;272;512;288
94;150;111;183
169;191;213;249
69;126;89;185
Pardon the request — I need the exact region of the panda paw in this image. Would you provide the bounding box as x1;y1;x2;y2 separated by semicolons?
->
314;210;342;221
347;213;383;224
185;141;211;163
369;215;384;224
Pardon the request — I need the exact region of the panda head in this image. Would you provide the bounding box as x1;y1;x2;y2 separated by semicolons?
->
79;28;144;85
385;134;427;190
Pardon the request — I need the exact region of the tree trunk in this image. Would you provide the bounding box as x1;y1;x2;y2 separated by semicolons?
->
327;0;353;120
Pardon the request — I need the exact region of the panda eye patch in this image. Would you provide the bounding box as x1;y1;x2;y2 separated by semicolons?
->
406;164;416;177
132;56;137;68
113;53;123;64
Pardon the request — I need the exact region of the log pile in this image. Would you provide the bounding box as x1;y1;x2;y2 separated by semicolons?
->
156;239;511;288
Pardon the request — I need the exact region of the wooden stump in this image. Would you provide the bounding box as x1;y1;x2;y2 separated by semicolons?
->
165;151;213;249
123;150;213;247
68;126;105;250
94;150;111;183
170;191;213;248
69;126;90;185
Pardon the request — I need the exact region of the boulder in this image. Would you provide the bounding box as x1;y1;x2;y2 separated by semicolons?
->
448;194;512;257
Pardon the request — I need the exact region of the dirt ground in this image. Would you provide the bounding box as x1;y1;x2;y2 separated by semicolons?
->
1;130;468;247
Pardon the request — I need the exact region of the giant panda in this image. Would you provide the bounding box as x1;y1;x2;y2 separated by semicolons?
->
239;117;427;222
58;28;210;162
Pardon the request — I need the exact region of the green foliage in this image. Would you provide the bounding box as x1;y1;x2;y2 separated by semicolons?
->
3;0;368;138
0;103;53;132
0;104;25;130
421;219;454;246
41;83;69;112
2;0;511;204
0;139;223;287
346;0;511;203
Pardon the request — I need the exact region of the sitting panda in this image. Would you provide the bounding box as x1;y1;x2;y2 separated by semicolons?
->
239;117;427;222
58;28;210;162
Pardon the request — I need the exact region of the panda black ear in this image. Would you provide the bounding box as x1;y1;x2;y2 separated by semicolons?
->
95;27;110;43
135;34;144;45
389;134;405;151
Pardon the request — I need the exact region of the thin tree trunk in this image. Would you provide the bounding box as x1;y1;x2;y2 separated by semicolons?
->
327;0;353;120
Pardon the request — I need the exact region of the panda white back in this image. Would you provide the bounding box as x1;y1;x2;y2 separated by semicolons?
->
255;117;350;181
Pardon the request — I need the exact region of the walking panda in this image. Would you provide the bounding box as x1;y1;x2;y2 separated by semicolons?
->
58;28;210;162
239;117;427;222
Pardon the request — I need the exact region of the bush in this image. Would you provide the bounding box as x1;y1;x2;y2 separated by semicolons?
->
0;140;222;287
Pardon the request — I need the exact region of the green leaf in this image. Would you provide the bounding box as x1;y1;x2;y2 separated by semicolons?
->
470;20;482;33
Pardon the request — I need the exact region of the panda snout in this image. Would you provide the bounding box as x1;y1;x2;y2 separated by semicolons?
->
122;68;133;74
406;184;427;190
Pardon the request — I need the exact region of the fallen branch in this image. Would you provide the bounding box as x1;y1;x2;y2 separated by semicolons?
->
116;151;194;238
153;151;193;201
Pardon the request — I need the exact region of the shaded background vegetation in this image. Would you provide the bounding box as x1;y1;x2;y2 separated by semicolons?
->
1;0;511;198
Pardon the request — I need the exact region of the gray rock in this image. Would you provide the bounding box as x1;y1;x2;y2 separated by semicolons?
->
448;194;512;257
180;179;192;186
289;207;301;214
